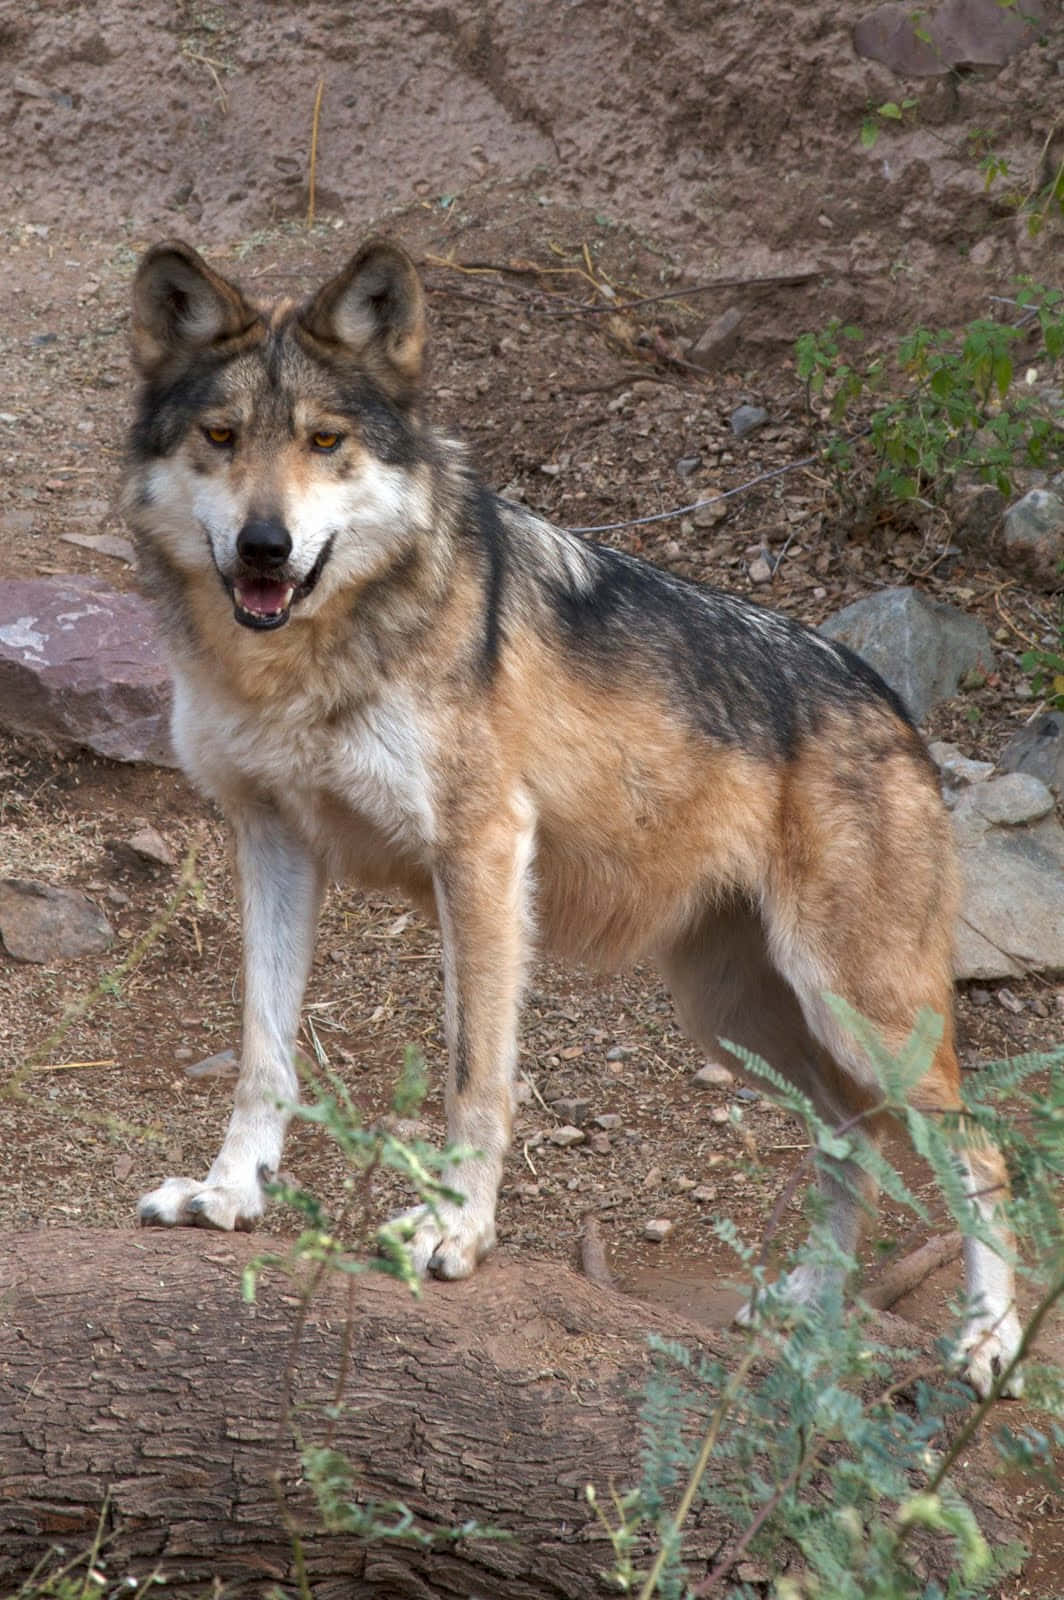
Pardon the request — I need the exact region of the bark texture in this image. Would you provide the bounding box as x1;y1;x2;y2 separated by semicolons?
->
1;1228;728;1597
0;1230;1027;1597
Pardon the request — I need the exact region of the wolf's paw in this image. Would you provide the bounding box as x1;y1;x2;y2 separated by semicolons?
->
958;1311;1025;1399
388;1200;496;1280
138;1173;266;1232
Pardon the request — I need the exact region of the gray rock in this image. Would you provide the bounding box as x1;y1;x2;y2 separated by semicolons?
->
60;532;136;565
644;1218;674;1242
0;576;174;765
686;306;743;370
854;0;1045;76
730;405;769;440
694;1062;735;1089
964;773;1055;826
748;557;773;584
549;1096;590;1126
126;825;176;867
0;879;113;963
928;741;995;790
948;482;1005;549
1000;489;1064;591
819;587;993;724
549;1125;586;1148
185;1048;239;1080
952;810;1064;980
997;712;1064;797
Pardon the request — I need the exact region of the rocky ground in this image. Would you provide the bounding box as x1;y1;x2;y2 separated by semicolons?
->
2;0;1064;1591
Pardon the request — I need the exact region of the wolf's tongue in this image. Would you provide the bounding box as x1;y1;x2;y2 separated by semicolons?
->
236;579;291;616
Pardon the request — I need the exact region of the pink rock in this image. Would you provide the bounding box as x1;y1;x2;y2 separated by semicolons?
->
0;576;174;765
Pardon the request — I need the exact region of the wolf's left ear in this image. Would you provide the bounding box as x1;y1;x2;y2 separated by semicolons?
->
300;240;426;403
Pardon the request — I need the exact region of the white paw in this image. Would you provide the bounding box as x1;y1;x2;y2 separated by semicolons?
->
389;1199;496;1280
958;1311;1025;1399
138;1172;267;1232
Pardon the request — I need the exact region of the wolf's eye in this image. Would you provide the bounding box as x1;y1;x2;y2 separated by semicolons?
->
311;431;342;453
204;426;234;447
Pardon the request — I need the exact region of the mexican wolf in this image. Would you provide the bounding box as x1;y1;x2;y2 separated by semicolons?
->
124;237;1022;1396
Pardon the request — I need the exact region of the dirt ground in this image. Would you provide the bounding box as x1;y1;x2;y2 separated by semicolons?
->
2;0;1064;1592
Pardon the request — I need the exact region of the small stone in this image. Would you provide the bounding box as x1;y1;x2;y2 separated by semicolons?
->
971;773;1055;826
748;557;773;584
673;1176;697;1192
730;404;770;439
676;456;702;478
0;879;113;963
644;1218;674;1242
514;1181;540;1200
550;1125;586;1148
606;1044;633;1062
968;987;993;1007
126;825;176;866
643;1166;662;1188
550;1096;590;1125
694;1063;735;1089
692;1184;719;1203
693;497;728;527
997;988;1025;1015
524;1131;544;1150
686;305;743;369
589;1133;611;1155
736;1087;761;1102
594;1113;623;1130
113;1154;134;1182
928;742;995;788
1000;489;1064;591
710;1107;731;1125
184;1048;238;1079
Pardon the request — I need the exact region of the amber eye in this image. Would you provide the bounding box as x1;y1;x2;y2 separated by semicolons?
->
203;425;234;447
311;431;342;452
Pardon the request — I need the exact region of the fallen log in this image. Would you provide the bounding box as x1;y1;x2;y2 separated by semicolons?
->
0;1229;1025;1598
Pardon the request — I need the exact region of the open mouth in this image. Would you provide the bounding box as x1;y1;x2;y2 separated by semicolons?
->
227;538;334;632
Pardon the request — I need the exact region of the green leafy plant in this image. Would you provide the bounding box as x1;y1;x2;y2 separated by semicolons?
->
860;98;918;150
1020;605;1064;709
591;1008;1064;1598
796;287;1064;505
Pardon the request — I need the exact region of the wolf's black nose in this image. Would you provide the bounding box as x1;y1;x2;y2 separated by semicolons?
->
237;517;291;568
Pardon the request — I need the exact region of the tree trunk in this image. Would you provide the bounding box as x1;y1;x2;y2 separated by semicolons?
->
1;1228;729;1597
0;1230;1025;1598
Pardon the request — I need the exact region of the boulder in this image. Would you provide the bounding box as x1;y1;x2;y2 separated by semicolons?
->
952;806;1064;981
0;576;174;765
997;712;1064;798
819;587;993;723
999;489;1064;591
0;879;113;963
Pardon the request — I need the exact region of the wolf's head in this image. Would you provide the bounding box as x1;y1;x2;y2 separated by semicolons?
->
126;240;431;631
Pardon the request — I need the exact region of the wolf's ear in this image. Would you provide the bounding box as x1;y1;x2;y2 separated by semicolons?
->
299;240;426;402
132;241;258;374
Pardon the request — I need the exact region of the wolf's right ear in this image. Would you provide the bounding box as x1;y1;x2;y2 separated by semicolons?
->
132;242;258;374
299;240;426;403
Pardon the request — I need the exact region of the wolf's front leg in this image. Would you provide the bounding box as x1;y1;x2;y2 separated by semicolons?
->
139;806;324;1231
404;801;535;1278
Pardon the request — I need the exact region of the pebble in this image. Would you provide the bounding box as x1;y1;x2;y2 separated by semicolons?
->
676;455;702;477
126;825;176;867
748;557;773;584
735;1087;761;1102
184;1048;238;1080
589;1133;611;1155
550;1125;586;1148
643;1165;662;1188
673;1176;696;1192
606;1044;633;1062
730;404;770;439
710;1107;731;1125
692;1184;719;1203
996;988;1025;1015
550;1096;590;1125
594;1112;623;1130
644;1218;674;1243
971;773;1054;826
694;1063;735;1089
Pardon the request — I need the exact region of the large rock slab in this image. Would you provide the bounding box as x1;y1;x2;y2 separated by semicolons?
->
0;879;113;963
951;802;1064;981
819;587;993;724
854;0;1046;76
0;576;174;765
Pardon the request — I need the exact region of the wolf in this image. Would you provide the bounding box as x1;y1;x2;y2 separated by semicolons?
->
123;237;1022;1397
